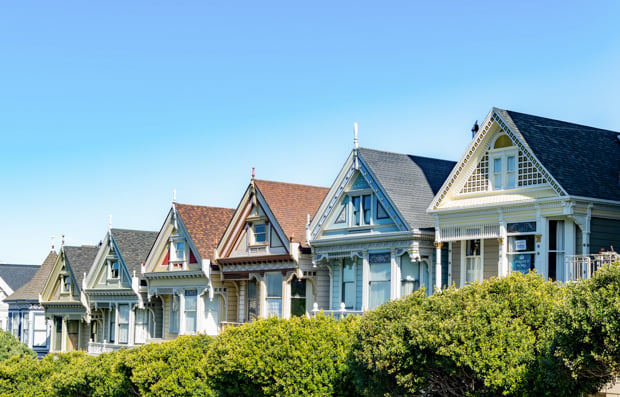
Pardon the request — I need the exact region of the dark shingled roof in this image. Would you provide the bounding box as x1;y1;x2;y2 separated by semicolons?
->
111;229;158;275
497;108;620;201
5;251;58;302
64;246;99;291
358;147;456;229
0;264;40;293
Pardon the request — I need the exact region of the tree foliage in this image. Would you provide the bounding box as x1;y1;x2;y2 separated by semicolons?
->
208;314;359;397
0;330;36;362
349;272;570;396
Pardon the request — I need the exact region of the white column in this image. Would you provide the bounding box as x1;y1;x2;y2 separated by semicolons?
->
537;214;548;278
434;242;443;292
361;252;369;311
499;212;508;277
448;242;453;286
238;280;246;323
564;218;577;276
391;249;399;300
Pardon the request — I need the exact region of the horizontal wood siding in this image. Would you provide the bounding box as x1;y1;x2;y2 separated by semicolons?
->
484;238;499;280
451;241;461;288
331;260;341;310
590;218;620;254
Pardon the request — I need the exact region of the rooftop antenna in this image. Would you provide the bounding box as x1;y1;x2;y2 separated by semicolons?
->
353;122;359;169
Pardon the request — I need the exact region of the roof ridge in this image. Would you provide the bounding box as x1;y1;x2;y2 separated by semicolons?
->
359;147;456;163
504;109;619;134
254;179;329;190
174;203;235;211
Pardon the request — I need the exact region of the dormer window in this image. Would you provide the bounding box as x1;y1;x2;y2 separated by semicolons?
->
489;134;517;191
61;275;71;293
252;223;267;245
108;260;119;279
169;236;188;270
352;194;371;226
172;241;186;261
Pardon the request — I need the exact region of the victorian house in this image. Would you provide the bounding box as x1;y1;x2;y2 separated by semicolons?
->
142;203;234;338
428;108;620;287
307;140;455;313
0;263;39;332
83;228;158;355
5;250;57;357
214;178;329;323
40;244;98;352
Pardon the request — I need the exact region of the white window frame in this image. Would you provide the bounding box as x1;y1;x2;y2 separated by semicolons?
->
169;237;188;270
341;260;356;310
350;193;372;226
251;223;268;246
61;274;71;294
462;239;484;284
117;304;130;344
507;221;537;275
33;313;47;347
108;259;120;279
489;148;517;191
169;294;180;333
183;289;198;334
265;272;283;318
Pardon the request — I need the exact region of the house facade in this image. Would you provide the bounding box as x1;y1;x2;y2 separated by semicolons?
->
215;178;329;323
83;228;158;355
0;263;39;332
308;145;455;314
40;245;99;352
5;250;57;357
428;108;620;287
142;203;235;339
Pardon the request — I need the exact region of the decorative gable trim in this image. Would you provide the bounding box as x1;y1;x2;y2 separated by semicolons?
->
429;109;567;210
310;151;408;241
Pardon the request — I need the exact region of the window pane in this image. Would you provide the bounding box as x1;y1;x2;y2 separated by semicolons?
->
291;278;306;298
342;264;355;282
510;253;535;274
369;262;390;281
363;195;371;224
265;273;282;297
135;310;147;344
507;172;516;189
376;198;389;219
119;305;129;323
253;224;267;243
342;282;355;309
507;222;536;233
369;281;390;309
185;290;197;311
175;241;185;260
494;174;502;189
352;196;361;225
494;158;502;172
185;312;196;333
266;299;282;317
507;156;516;171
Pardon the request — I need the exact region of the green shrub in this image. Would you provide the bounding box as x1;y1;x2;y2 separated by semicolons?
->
208;314;359;397
0;330;36;362
554;262;620;395
349;272;568;396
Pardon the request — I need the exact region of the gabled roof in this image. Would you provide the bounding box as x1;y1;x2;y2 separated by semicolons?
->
110;229;158;275
5;251;57;302
0;264;40;294
254;179;329;245
64;245;99;290
496;108;620;201
358;148;456;229
175;204;235;261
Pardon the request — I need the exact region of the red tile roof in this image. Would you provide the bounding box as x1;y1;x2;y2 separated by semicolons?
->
254;180;329;246
175;204;235;261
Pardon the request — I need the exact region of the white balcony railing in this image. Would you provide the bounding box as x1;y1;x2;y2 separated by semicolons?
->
565;250;619;282
312;302;364;320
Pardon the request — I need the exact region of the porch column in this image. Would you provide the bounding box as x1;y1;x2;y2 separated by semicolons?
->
448;242;453;286
434;242;443;292
390;249;399;300
61;317;68;352
499;211;508;277
361;251;369;311
564;218;577;277
238;280;246;323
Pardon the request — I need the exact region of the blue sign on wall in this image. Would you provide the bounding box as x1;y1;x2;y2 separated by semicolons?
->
512;254;532;274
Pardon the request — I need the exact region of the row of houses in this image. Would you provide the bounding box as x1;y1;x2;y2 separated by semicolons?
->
3;107;620;357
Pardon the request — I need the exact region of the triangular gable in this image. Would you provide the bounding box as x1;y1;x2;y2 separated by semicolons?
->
309;150;409;241
85;231;132;289
143;206;203;273
429;108;567;210
41;246;98;302
217;181;291;259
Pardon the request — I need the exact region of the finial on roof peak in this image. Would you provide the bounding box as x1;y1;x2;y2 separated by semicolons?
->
173;189;177;203
252;166;255;181
108;214;112;231
50;236;55;250
353;122;359;149
61;234;65;247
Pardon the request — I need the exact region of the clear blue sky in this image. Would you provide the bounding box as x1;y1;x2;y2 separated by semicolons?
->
1;1;619;265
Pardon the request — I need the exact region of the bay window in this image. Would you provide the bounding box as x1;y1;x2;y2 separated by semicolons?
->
265;273;283;317
507;222;537;274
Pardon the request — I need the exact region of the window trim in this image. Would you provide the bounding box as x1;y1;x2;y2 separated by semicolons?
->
251;222;268;246
489;147;517;191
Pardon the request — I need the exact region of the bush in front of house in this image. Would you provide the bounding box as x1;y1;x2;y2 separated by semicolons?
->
348;272;571;396
553;261;620;395
207;314;359;397
0;330;36;362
